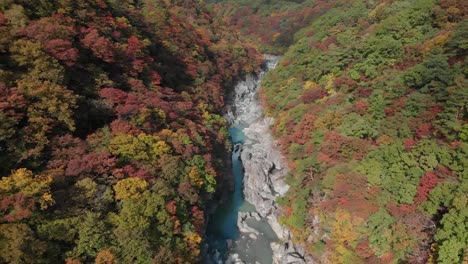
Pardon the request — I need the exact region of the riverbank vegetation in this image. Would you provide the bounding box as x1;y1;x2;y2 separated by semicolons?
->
1;0;466;262
0;0;260;262
216;0;467;262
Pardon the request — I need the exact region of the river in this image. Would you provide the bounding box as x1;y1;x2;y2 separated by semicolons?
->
204;56;281;263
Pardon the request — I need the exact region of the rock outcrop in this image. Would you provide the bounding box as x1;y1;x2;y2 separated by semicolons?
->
222;55;314;264
234;56;314;264
241;117;314;264
241;117;289;217
237;212;261;235
225;74;262;127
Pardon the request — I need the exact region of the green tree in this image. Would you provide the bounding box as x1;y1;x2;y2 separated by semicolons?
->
108;133;170;165
367;208;395;256
402;52;452;90
109;190;174;263
72;212;111;259
186;155;216;193
435;77;468;141
0;223;47;263
338;113;378;139
434;181;468;263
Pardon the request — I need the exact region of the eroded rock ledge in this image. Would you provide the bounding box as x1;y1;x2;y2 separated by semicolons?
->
224;55;314;263
240;117;315;264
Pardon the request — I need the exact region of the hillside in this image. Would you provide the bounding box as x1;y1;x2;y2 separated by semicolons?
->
210;0;342;54
0;0;260;263
1;0;467;263
256;0;467;262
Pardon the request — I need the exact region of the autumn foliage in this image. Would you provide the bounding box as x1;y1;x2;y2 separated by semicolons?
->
0;0;260;262
229;0;468;262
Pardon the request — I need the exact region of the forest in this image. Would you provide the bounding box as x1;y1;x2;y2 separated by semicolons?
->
210;0;341;54
1;0;467;263
212;0;467;262
0;0;260;262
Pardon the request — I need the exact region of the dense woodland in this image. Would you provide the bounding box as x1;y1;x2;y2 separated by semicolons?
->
210;0;342;54
1;0;467;263
214;0;467;263
0;0;261;263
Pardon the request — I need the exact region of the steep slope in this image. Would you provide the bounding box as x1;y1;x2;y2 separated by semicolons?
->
0;0;260;263
210;0;341;54
258;0;467;263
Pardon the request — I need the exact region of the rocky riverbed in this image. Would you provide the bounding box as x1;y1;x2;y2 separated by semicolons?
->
237;55;316;264
241;116;314;264
205;55;313;264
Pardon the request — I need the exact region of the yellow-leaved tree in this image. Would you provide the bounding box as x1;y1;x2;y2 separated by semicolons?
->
113;177;148;200
0;168;54;222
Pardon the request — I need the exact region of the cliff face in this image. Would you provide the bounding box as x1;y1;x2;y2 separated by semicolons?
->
228;56;316;264
226;56;284;218
241;115;318;264
242;117;290;217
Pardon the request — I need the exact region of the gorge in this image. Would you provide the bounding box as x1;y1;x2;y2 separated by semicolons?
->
0;1;466;263
205;56;313;264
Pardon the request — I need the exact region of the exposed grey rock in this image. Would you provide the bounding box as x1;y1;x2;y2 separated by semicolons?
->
241;117;290;217
225;74;261;126
267;215;290;241
224;55;313;264
235;56;314;264
226;253;245;264
251;211;262;221
237;212;260;235
271;242;311;264
225;56;279;128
